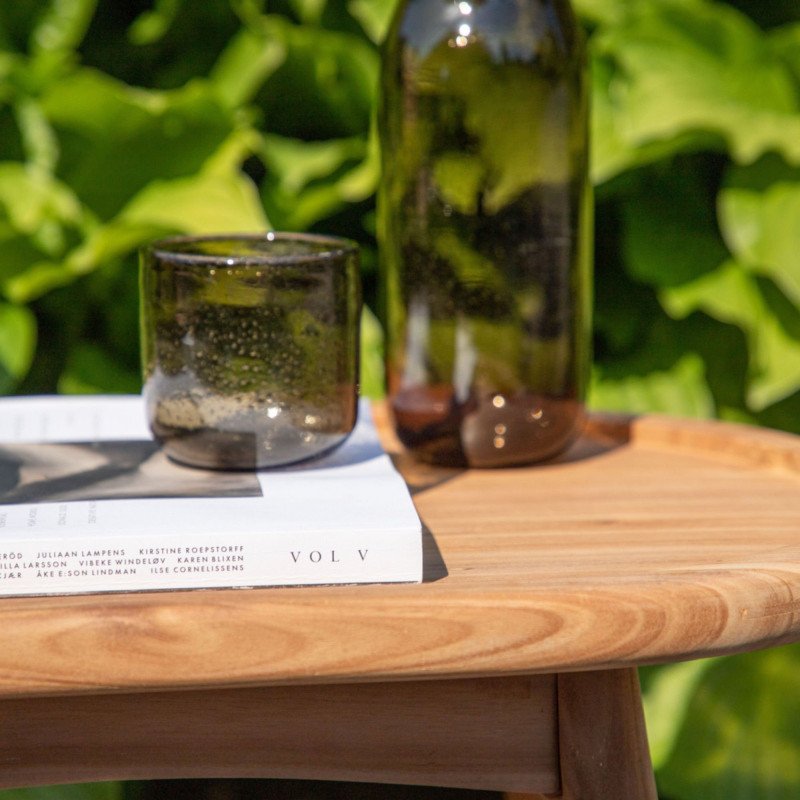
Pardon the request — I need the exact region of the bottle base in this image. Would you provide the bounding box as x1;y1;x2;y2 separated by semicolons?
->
391;387;585;468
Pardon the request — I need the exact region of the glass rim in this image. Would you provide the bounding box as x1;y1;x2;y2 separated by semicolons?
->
143;232;360;267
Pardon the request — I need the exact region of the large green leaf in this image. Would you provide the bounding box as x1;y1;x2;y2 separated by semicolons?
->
657;646;800;800
260;132;376;230
641;659;720;769
620;159;728;287
347;0;397;43
209;24;287;108
662;260;800;410
590;351;714;417
114;168;268;236
593;2;800;174
0;161;86;240
589;49;719;184
0;163;93;299
254;15;378;140
40;69;239;219
0;301;36;391
590;309;744;418
719;162;800;308
2;163;267;304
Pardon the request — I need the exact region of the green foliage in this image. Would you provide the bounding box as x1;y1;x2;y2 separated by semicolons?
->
0;0;380;397
643;646;800;800
583;0;800;435
0;784;122;800
2;2;800;800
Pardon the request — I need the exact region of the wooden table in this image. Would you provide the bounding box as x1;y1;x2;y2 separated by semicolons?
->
3;411;800;799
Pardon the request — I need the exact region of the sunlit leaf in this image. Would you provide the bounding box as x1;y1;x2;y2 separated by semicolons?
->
575;0;704;28
589;50;722;184
116;169;268;236
658;646;800;800
40;69;238;218
572;0;707;27
591;310;725;418
3;260;81;304
288;0;327;25
575;0;630;26
334;118;380;199
590;351;714;417
260;133;375;229
719;163;800;308
594;2;800;169
0;163;93;300
641;659;720;769
262;134;365;195
127;0;183;45
6;166;269;302
14;97;59;174
0;162;86;238
348;0;397;43
209;25;287;107
30;0;97;57
0;302;36;389
360;303;384;399
662;260;800;410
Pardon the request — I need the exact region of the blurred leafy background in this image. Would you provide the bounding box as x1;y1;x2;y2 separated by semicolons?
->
1;0;800;798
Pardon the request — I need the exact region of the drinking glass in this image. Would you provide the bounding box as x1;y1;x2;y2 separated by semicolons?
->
139;233;361;469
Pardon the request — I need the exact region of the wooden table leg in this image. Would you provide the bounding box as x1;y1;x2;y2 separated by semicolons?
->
503;668;657;800
556;668;658;800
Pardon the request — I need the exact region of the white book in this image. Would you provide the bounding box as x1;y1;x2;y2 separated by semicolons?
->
0;395;422;597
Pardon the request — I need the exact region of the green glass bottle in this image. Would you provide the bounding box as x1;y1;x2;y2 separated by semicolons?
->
378;0;592;467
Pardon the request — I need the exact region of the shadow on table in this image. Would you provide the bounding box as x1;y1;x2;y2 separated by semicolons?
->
422;526;448;583
390;413;632;501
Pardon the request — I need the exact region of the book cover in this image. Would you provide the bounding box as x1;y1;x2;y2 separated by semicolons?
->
0;395;423;597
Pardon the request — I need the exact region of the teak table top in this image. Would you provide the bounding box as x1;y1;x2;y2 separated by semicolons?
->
2;409;800;699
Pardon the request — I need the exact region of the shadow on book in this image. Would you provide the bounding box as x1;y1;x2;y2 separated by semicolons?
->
0;441;263;505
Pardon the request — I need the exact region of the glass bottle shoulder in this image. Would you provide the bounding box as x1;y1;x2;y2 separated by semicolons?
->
388;0;581;67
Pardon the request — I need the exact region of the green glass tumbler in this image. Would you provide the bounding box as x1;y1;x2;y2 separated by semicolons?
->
139;233;361;469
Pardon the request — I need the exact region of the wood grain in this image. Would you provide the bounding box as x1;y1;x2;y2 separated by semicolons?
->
2;411;800;697
0;675;558;794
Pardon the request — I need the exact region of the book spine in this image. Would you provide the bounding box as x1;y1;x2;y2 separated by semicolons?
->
0;528;421;597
